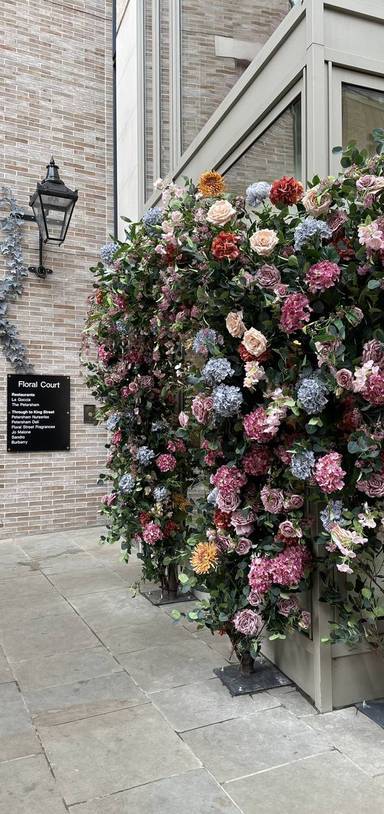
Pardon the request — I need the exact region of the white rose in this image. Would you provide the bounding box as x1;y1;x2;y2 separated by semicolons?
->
225;311;245;338
302;184;332;216
206;200;236;227
249;229;279;256
242;328;267;358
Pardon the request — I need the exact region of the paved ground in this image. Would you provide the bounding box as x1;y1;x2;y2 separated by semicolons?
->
1;527;384;813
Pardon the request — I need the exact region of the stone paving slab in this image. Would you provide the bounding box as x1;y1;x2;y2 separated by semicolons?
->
307;707;384;777
38;704;201;805
0;645;13;684
118;639;226;692
0;594;75;629
69;587;159;631
1;611;98;661
13;646;123;691
73;768;240;813
182;706;332;783
0;573;57;605
25;671;146;726
97;616;194;655
0;755;67;814
47;567;126;598
0;682;41;762
225;751;384;814
151;676;280;732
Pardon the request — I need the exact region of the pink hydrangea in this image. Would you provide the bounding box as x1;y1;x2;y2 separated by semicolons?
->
243;446;271;476
167;438;186;453
314;452;346;493
279;293;312;334
111;429;122;446
305;261;341;293
248;546;310;594
260;485;284;513
142;522;164;545
243;407;281;442
361;371;384;405
212;465;246;496
156;453;177;472
233;609;262;636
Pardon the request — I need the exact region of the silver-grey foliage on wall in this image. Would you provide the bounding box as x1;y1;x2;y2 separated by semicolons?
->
0;187;33;372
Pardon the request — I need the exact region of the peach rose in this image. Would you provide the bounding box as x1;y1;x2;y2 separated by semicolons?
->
206;200;236;227
302;184;332;216
242;328;267;358
225;311;245;338
249;229;279;256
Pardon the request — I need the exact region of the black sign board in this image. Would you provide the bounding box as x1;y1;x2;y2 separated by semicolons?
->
7;375;70;452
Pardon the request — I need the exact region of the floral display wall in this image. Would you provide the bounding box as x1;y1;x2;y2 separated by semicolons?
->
84;144;384;673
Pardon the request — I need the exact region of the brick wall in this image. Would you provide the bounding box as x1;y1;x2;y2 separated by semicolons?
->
0;0;113;538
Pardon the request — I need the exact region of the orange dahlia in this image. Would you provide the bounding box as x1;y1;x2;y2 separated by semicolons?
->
197;170;225;197
190;542;219;574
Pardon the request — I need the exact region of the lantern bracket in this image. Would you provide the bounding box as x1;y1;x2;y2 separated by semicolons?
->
20;213;53;278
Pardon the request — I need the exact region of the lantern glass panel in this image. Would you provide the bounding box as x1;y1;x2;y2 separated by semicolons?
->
40;193;75;243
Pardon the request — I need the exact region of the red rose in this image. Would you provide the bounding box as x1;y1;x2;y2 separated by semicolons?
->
214;509;232;529
269;176;304;206
238;343;257;362
211;231;240;261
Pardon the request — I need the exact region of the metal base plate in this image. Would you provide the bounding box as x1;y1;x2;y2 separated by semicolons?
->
214;656;292;696
141;589;195;606
357;699;384;729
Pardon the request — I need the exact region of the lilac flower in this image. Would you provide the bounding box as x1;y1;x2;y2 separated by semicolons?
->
192;328;223;355
106;413;119;431
207;487;219;505
320;501;345;532
153;485;169;502
142;206;162;229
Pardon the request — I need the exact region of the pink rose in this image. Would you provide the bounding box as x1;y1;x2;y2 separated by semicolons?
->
225;311;246;338
233;609;262;636
235;538;252;555
191;395;213;424
362;339;384;368
178;411;189;428
260;485;284;513
302;184;332;216
231;510;256;537
357;472;384;498
216;491;241;513
283;494;304;510
335;369;353;390
277;520;302;541
255;264;281;289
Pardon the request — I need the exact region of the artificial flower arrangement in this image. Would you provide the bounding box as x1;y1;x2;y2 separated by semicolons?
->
84;145;384;671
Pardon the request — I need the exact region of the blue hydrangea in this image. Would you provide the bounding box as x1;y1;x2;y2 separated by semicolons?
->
294;218;332;252
116;320;130;335
100;242;118;265
207;487;219;505
245;181;271;207
202;357;234;385
142;206;162;229
320;500;345;532
153;485;169;502
290;450;316;480
297;377;329;415
119;473;135;494
136;446;155;466
192;328;223;355
212;384;243;417
106;413;119;431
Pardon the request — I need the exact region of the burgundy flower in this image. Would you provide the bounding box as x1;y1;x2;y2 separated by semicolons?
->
211;231;240;261
269;176;304;206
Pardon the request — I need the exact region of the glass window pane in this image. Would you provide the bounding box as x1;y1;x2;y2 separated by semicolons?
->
180;0;293;153
144;0;154;201
342;83;384;154
160;0;170;178
223;99;301;196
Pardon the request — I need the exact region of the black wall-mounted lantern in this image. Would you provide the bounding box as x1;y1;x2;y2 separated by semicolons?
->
22;158;78;278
